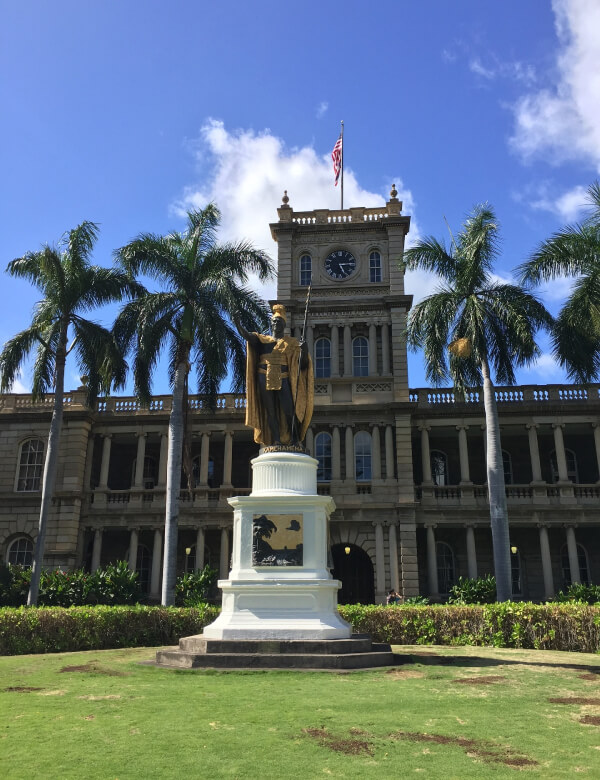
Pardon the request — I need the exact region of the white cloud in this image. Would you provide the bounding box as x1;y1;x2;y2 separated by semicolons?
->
469;58;495;80
316;101;328;119
530;184;589;222
468;56;536;85
510;0;600;167
522;351;565;382
8;370;29;393
172;119;420;302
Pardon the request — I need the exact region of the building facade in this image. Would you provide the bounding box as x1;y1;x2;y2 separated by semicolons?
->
2;191;599;603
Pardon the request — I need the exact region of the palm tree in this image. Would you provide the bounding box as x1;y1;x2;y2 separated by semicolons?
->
517;181;600;383
0;221;142;605
401;205;552;601
114;204;273;606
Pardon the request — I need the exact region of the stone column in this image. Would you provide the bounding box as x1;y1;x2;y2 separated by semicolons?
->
552;424;569;482
128;528;139;571
158;433;168;487
385;425;395;479
527;424;543;483
83;435;95;489
332;426;341;480
565;526;581;584
368;323;378;376
150;529;162;598
345;425;354;480
388;522;400;592
220;527;230;579
381;323;390;375
331;323;340;377
98;434;112;489
200;432;211;485
91;529;103;573
343;325;352;376
374;521;386;600
538;525;554;599
457;425;471;483
371;425;381;479
223;430;233;486
465;525;477;579
195;527;205;571
426;525;439;598
420;426;433;484
134;433;147;488
305;427;314;456
592;423;600;482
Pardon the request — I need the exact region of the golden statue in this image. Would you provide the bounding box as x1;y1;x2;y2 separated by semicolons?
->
234;304;313;447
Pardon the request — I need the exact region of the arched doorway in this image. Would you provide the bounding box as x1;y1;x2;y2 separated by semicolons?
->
331;543;375;604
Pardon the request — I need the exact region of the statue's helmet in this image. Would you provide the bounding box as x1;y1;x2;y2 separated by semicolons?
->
272;304;287;323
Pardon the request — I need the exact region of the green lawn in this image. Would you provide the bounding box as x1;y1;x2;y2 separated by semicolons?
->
1;645;600;779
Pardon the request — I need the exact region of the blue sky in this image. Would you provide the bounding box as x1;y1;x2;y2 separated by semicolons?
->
2;0;599;395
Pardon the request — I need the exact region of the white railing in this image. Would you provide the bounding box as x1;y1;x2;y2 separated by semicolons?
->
409;384;600;407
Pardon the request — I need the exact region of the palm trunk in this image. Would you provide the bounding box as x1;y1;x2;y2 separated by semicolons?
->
161;358;188;606
28;334;67;606
481;357;512;602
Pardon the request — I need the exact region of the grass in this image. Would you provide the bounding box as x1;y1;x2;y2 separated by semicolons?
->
1;645;600;778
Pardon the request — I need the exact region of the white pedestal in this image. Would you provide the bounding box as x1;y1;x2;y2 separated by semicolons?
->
203;451;351;640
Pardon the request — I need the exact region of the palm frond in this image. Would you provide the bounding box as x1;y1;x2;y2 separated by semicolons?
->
0;326;41;392
401;237;457;282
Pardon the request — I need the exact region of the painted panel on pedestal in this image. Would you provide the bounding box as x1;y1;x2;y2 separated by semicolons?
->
252;514;303;566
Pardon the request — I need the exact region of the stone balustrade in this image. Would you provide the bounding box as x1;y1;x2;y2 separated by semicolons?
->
409;384;600;408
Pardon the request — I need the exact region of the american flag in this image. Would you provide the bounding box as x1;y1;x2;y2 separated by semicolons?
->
331;133;342;186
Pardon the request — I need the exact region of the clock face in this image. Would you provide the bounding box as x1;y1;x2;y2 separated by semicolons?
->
324;249;356;280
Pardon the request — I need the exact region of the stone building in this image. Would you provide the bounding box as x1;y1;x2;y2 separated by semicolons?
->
2;191;599;603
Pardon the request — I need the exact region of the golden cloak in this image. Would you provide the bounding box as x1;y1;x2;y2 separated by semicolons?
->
245;333;314;446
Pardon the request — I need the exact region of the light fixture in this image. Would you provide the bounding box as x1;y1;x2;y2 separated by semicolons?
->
344;546;351;556
510;546;518;555
185;547;192;556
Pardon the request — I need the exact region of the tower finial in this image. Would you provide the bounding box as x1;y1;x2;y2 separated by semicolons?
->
390;183;398;200
282;190;290;205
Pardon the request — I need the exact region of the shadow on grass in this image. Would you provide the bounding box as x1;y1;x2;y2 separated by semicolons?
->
393;650;600;674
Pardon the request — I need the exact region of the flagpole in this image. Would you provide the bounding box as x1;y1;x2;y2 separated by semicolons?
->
340;120;344;210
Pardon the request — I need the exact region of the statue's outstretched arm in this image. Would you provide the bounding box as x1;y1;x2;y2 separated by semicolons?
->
233;314;259;348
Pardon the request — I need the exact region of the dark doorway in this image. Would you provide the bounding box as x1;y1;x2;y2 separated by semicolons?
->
331;543;375;604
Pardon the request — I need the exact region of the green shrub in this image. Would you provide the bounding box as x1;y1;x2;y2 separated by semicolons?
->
175;566;218;606
553;582;600;605
0;564;31;607
0;604;221;655
448;575;497;604
84;561;141;605
403;595;430;606
338;602;600;653
38;568;92;607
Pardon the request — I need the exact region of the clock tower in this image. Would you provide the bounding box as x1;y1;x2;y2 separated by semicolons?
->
269;187;419;600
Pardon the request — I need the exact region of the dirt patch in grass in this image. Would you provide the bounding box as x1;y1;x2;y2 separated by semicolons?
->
390;731;538;768
78;694;121;701
4;686;43;693
549;697;600;705
303;727;374;756
580;716;600;726
578;673;600;681
386;669;425;680
454;676;507;685
59;663;127;677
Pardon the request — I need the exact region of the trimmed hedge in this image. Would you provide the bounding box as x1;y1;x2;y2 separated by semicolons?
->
0;604;219;655
1;603;599;656
339;603;600;653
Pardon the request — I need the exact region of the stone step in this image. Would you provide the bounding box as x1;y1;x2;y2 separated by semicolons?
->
156;649;396;670
178;634;379;655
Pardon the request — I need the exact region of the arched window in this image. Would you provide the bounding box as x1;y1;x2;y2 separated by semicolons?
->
6;536;34;567
352;336;369;377
15;438;44;492
550;448;578;483
130;456;157;489
354;431;372;482
315;338;331;378
430;449;448;486
561;543;590;586
136;544;152;594
502;450;513;485
315;432;332;482
299;254;312;286
511;549;522;596
369;251;382;283
191;455;215;488
436;541;455;595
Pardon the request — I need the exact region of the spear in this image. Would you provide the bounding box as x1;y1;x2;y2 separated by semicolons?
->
291;282;312;445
